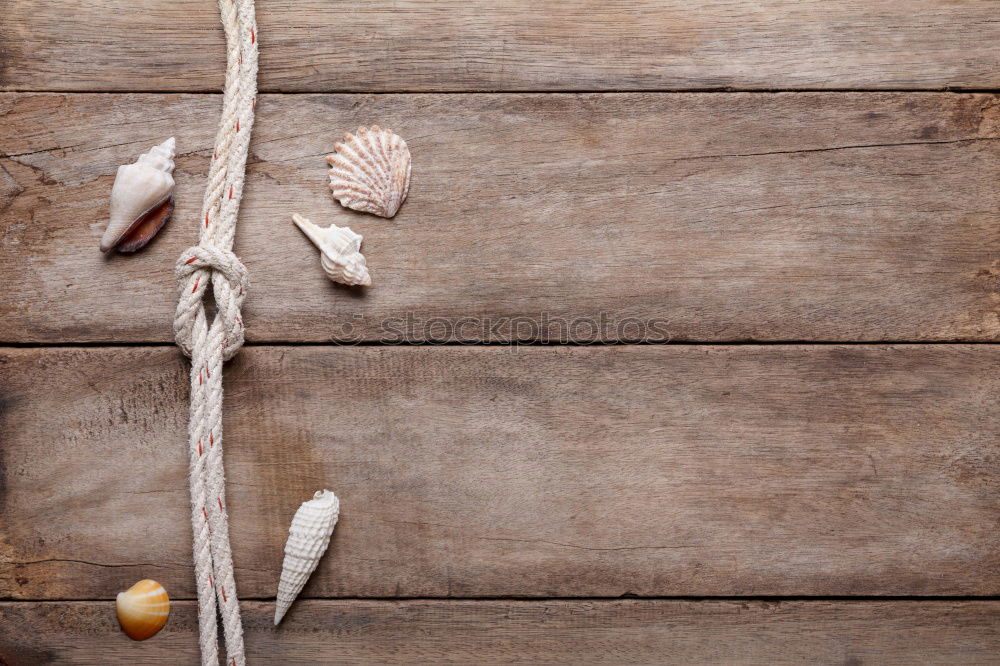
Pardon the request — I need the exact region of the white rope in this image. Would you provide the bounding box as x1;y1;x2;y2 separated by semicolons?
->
173;0;257;663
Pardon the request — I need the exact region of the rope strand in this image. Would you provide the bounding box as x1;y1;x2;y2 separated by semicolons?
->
174;0;257;663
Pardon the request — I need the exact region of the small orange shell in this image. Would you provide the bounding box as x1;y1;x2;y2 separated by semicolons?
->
116;579;170;640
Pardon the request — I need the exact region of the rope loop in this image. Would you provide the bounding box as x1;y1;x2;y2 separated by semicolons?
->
174;244;249;361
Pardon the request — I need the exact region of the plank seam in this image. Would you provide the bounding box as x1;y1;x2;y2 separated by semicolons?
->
2;340;1000;349
3;596;1000;603
3;88;1000;95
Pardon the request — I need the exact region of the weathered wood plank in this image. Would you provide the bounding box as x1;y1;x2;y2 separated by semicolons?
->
1;93;998;343
3;600;1000;664
2;1;999;92
1;345;998;599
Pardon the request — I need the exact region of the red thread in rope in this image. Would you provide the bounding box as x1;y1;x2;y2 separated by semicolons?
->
210;432;215;447
186;256;197;265
198;440;203;456
250;28;255;44
192;277;200;293
221;586;228;602
218;497;224;510
229;185;234;199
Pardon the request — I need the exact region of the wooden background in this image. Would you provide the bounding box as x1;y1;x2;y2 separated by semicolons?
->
2;1;999;663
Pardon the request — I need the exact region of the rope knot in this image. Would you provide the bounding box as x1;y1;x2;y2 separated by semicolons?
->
174;244;249;361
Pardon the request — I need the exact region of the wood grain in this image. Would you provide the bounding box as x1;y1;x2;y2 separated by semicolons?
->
3;600;1000;665
2;1;999;92
2;345;998;600
2;92;999;343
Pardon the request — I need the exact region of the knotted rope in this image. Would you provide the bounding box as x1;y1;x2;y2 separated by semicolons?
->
173;0;257;663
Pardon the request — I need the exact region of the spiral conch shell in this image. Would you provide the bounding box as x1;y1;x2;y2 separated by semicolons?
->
116;579;170;640
100;137;176;253
292;213;371;286
275;489;340;625
326;126;410;218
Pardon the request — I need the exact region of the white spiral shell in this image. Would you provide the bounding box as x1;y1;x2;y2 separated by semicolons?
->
326;126;411;218
274;489;340;625
292;213;371;286
100;137;176;252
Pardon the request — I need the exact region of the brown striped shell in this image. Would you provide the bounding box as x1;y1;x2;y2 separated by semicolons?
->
116;579;170;640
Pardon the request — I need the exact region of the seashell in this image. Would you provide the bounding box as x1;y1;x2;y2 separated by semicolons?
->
116;579;170;640
100;137;176;253
326;126;410;218
275;489;340;625
292;213;371;286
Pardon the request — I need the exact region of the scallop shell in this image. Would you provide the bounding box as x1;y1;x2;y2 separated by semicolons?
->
116;579;170;641
292;213;371;286
100;137;176;253
275;489;340;625
326;126;410;218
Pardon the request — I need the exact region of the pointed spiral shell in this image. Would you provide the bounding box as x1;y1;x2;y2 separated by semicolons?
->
327;126;411;218
292;213;371;286
275;490;340;625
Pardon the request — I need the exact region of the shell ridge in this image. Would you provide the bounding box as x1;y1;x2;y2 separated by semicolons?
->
364;128;393;181
329;145;384;191
331;146;383;190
